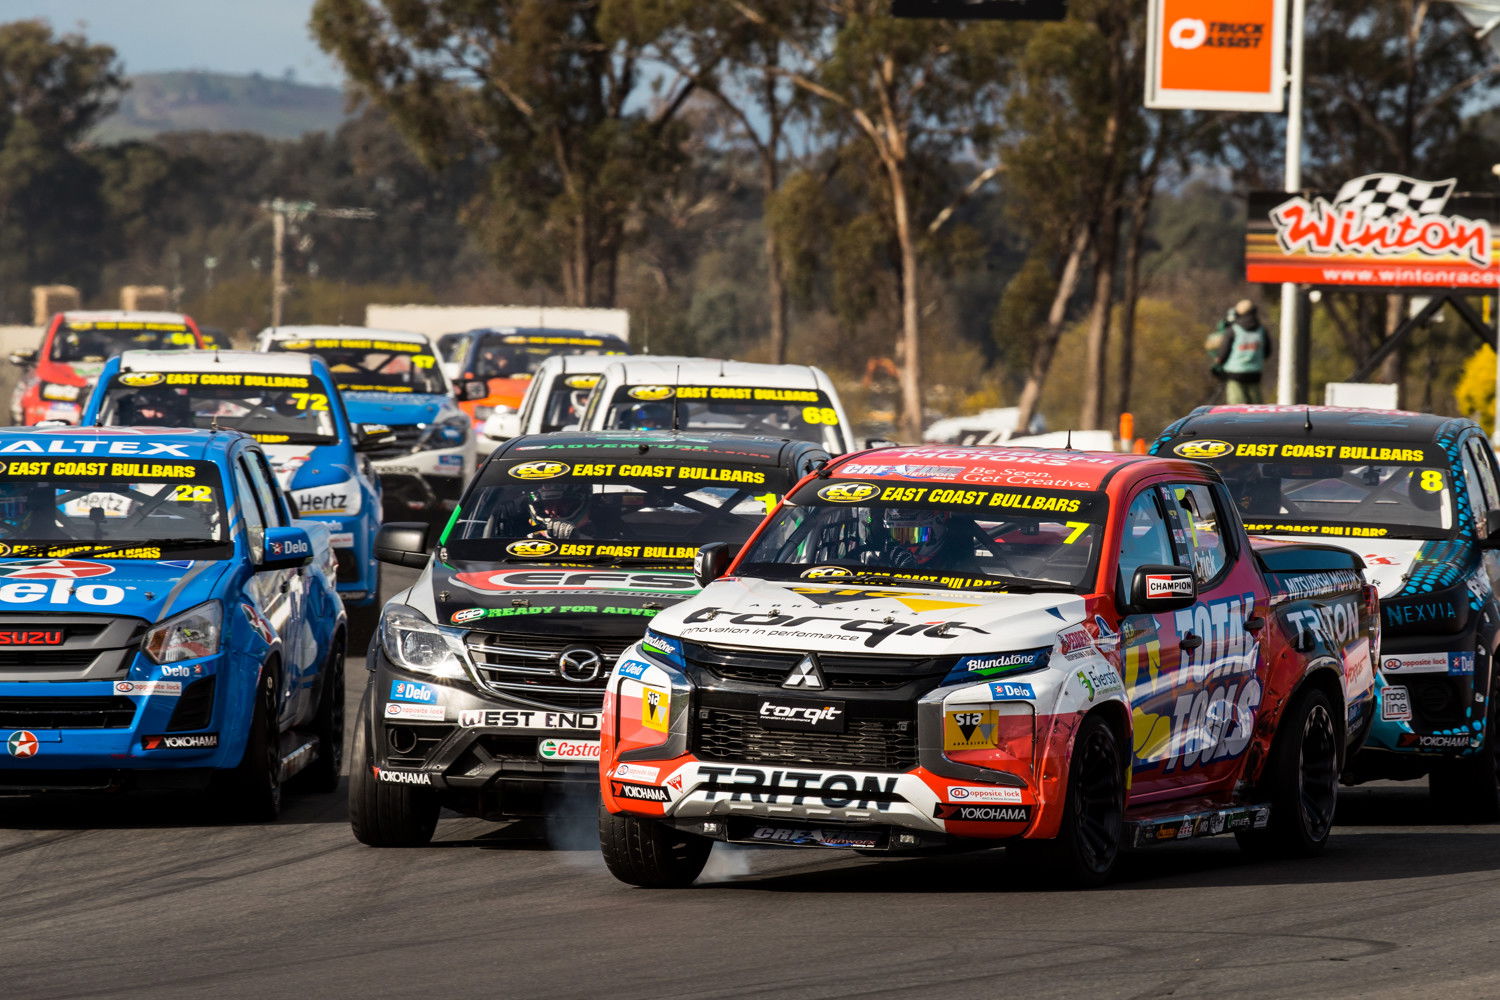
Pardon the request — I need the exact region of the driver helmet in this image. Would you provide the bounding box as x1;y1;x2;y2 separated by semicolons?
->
884;507;948;562
529;484;588;522
127;387;190;426
622;402;672;430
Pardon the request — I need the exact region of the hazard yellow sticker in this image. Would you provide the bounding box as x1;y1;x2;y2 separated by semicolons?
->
642;687;670;732
944;710;999;751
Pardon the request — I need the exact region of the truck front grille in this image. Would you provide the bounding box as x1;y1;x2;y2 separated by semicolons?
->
463;631;637;711
691;705;917;771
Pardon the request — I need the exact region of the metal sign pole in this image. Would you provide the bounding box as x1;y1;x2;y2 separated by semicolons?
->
1277;0;1306;404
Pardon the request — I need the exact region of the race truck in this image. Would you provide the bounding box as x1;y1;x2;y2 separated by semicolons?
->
0;426;346;820
477;352;635;449
350;431;829;847
10;311;206;426
1152;405;1500;818
580;358;860;455
435;327;631;430
80;349;385;639
597;445;1379;886
257;325;485;525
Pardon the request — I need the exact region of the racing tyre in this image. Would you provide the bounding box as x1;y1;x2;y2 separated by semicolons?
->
293;640;345;794
215;665;282;822
598;808;711;888
1237;687;1338;858
1013;713;1125;888
348;699;440;847
1429;652;1500;822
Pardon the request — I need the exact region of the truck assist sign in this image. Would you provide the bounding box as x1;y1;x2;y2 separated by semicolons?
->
1145;0;1285;112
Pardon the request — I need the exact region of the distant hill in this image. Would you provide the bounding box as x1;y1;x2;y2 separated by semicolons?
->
93;71;351;142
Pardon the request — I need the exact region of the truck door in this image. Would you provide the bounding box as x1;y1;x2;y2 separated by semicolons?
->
238;450;309;727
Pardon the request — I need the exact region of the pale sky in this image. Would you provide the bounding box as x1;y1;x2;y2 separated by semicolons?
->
10;0;345;85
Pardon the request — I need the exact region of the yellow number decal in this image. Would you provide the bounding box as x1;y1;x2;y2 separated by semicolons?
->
753;492;779;513
290;392;329;411
171;485;213;502
1420;470;1444;493
168;332;195;345
1063;521;1090;544
801;406;840;426
413;355;435;369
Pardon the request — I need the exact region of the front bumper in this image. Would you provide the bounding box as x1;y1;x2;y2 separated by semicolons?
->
1356;638;1485;764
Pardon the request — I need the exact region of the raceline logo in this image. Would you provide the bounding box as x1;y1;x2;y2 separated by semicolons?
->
627;385;674;401
564;375;600;390
1269;173;1489;266
508;461;569;480
118;372;165;387
1173;439;1232;459
817;482;879;503
506;539;559;558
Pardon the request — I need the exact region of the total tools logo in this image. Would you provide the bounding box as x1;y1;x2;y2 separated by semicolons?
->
1270;174;1488;266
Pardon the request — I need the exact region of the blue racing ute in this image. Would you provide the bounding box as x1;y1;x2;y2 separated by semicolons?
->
81;349;384;638
0;427;346;819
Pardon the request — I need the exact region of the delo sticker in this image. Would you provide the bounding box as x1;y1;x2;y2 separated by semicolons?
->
987;681;1036;700
389;680;438;704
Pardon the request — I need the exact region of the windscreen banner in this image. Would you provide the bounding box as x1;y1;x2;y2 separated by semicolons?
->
1247;174;1500;288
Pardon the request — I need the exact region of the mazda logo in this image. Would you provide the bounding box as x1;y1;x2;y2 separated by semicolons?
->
558;647;603;683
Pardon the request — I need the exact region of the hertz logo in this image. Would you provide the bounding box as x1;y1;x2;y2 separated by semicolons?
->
817;482;880;503
506;539;559;558
508;461;570;480
1173;439;1232;459
565;375;600;389
118;372;165;387
628;385;674;401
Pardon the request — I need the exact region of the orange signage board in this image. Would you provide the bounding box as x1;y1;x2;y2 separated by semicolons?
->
1146;0;1286;112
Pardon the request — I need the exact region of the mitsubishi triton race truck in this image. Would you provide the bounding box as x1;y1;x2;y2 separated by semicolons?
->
597;446;1379;887
1152;405;1500;819
10;311;206;426
0;427;345;820
82;349;385;639
349;431;829;847
258;326;486;525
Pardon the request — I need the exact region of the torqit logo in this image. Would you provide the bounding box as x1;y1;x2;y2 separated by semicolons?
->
627;386;674;401
1173;439;1233;459
118;372;165;387
506;539;558;558
508;461;569;480
817;482;879;503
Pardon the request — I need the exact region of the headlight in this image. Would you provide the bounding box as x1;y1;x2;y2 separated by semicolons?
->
40;382;81;402
380;603;469;679
290;478;361;516
143;601;223;663
422;413;470;448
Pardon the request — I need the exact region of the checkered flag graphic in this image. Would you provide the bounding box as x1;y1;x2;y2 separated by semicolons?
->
1331;173;1456;221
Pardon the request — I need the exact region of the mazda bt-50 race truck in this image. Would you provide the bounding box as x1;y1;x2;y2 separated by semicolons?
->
349;431;829;846
0;427;345;819
81;349;384;638
259;326;485;524
598;446;1379;886
1153;405;1500;818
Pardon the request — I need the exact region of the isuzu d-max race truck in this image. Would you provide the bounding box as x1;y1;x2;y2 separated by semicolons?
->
1153;405;1500;818
0;427;345;819
349;431;827;846
598;446;1379;886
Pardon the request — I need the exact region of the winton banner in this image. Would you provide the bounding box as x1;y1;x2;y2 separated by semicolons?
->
1247;174;1500;288
1145;0;1284;111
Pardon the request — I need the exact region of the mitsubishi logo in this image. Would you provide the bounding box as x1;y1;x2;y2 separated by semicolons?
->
558;647;604;684
782;654;826;690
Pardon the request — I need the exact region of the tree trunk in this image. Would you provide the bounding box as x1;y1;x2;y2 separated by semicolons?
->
1378;292;1404;386
1116;183;1155;419
1012;224;1092;438
1080;203;1120;430
891;167;923;442
761;151;789;364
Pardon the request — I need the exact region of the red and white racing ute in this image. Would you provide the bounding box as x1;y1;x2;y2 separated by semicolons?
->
597;447;1379;885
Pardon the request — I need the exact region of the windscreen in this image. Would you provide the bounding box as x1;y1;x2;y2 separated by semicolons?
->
271;337;446;395
1168;438;1454;539
467;334;627;380
443;455;789;566
0;457;230;560
597;385;844;451
50;321;197;363
96;372;339;445
540;374;599;433
736;479;1107;592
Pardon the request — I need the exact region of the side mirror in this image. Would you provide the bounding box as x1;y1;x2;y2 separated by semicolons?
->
864;438;898;449
456;379;490;402
376;521;433;568
260;525;314;571
356;423;397;451
694;542;733;588
1122;564;1197;614
1483;510;1500;549
8;349;35;367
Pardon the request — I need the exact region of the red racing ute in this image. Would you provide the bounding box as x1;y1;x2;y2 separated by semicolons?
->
597;446;1379;886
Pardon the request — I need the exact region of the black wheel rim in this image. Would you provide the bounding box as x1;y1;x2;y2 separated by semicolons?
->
1297;703;1338;841
1074;725;1124;872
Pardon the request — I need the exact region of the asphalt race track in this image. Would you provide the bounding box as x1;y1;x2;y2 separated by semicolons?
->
3;565;1500;1000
